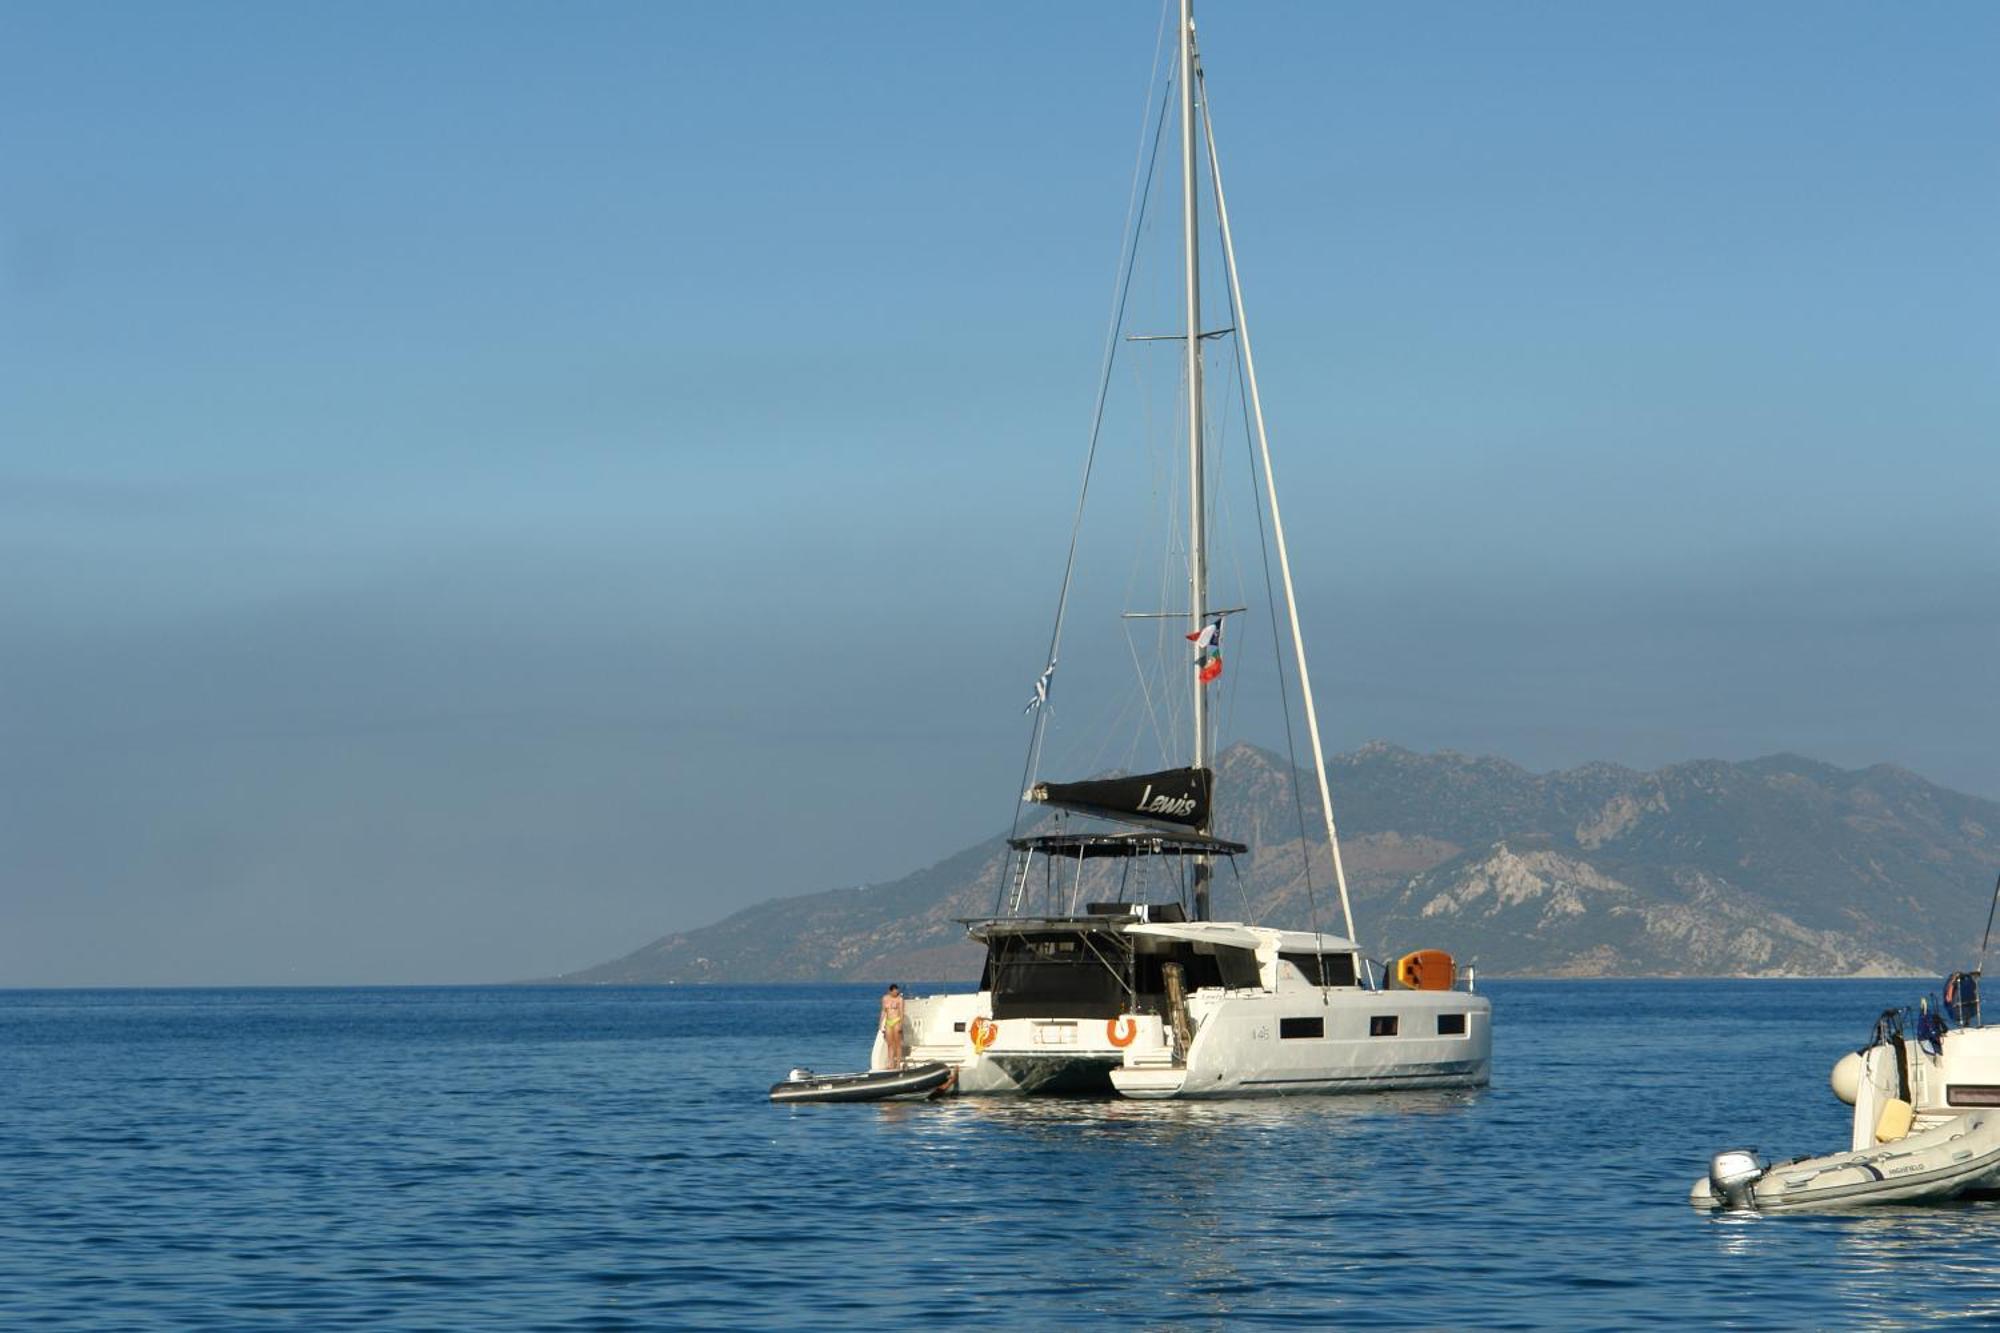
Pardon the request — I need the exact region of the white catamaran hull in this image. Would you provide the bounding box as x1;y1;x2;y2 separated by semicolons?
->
903;985;1491;1100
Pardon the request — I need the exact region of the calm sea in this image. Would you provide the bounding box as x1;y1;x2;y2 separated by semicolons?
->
4;979;1997;1329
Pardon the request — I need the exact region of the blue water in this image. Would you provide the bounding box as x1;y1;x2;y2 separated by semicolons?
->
5;981;1999;1329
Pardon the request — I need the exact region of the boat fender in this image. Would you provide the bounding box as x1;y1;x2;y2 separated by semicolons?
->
1708;1148;1767;1210
969;1017;998;1052
1107;1017;1138;1048
1830;1051;1863;1106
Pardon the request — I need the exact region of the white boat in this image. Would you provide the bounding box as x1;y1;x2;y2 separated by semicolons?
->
1693;967;2000;1209
1693;1113;2000;1212
893;0;1492;1101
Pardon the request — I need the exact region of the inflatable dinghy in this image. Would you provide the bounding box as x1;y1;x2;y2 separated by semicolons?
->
1691;1110;2000;1211
769;1061;953;1104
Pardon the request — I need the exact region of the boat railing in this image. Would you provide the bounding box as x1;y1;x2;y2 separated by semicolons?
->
1945;970;1981;1028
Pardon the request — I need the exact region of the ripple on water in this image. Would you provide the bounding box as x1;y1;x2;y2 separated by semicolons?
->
8;980;2000;1328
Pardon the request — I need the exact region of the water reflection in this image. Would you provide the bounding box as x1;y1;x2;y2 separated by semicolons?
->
909;1086;1484;1133
852;1087;1495;1322
1822;1206;2000;1325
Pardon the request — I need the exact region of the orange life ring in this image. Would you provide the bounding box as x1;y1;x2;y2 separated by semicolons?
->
1107;1016;1138;1048
969;1017;998;1051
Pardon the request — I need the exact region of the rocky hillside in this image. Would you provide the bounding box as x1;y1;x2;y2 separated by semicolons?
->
558;743;2000;982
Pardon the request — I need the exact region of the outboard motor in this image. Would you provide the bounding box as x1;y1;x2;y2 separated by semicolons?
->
1708;1148;1767;1210
786;1067;815;1083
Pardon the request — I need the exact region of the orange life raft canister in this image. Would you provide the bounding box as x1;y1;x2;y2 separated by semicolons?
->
1390;949;1456;991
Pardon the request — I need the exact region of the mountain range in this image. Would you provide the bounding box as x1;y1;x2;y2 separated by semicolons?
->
558;742;2000;983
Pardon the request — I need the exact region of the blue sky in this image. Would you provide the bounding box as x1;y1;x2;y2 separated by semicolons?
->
3;2;1997;985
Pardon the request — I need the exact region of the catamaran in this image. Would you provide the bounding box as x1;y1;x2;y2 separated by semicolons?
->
888;1;1492;1099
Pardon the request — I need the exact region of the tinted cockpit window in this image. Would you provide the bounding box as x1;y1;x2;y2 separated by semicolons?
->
1279;952;1357;987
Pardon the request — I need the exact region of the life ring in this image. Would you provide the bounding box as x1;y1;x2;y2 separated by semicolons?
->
1107;1016;1138;1048
969;1017;998;1052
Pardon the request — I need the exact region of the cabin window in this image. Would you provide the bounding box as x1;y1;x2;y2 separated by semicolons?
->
1437;1013;1467;1036
1949;1085;2000;1107
1279;952;1357;987
1135;950;1224;995
1279;1017;1324;1040
1131;942;1259;999
1201;945;1262;990
1369;1015;1399;1037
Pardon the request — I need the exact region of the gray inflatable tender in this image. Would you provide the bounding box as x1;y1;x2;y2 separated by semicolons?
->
1691;1111;2000;1211
769;1061;953;1104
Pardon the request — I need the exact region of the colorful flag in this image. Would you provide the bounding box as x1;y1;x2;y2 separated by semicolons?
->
1187;619;1222;684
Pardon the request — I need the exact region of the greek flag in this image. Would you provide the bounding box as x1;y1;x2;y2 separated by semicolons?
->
1024;660;1055;713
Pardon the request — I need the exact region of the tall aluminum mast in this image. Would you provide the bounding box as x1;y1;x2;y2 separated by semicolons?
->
1180;0;1212;921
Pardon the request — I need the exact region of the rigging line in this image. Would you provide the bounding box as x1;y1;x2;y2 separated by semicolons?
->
1226;252;1322;959
1207;371;1252;781
1076;929;1137;1004
1008;844;1038;916
1123;619;1170;766
1980;870;2000;976
997;29;1177;916
1198;44;1357;943
1225;853;1253;926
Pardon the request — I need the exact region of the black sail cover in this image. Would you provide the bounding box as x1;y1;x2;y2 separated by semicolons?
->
1028;766;1212;831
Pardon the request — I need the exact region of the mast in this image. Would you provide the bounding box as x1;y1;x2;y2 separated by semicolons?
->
1179;0;1211;922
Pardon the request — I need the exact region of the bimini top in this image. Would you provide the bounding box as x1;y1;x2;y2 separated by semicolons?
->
1009;831;1249;859
1125;921;1360;953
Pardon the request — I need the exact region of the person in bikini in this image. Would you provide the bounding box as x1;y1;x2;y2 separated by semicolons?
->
880;983;906;1068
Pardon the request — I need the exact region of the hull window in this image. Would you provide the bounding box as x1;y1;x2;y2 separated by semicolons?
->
1279;1017;1324;1040
1369;1015;1399;1037
1437;1013;1467;1036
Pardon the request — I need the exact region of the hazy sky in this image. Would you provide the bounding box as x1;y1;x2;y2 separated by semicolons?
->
4;2;1997;986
